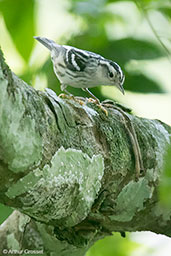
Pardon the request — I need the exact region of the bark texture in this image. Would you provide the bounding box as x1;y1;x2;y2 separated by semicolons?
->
0;48;171;255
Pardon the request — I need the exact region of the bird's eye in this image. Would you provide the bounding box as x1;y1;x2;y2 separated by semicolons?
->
109;72;114;78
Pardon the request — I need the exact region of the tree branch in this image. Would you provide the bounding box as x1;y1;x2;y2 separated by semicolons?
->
0;47;170;255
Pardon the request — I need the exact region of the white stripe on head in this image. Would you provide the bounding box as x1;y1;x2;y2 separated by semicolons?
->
63;45;89;56
99;60;110;67
76;48;89;57
100;60;113;73
63;45;73;51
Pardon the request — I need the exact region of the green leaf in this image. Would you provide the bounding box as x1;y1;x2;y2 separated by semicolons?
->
71;0;108;17
124;72;164;93
0;0;35;61
158;7;171;19
0;203;13;224
86;232;140;256
104;38;165;64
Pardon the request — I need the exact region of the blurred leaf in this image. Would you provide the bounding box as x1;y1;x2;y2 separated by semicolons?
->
158;7;171;19
40;58;61;94
0;203;13;224
67;33;108;54
88;0;162;6
71;0;108;17
0;0;35;61
86;232;140;256
124;72;164;93
159;145;171;207
104;38;165;64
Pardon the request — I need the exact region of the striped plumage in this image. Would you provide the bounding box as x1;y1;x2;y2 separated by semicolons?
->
34;36;125;99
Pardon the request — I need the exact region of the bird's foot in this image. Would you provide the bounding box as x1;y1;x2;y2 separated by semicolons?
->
59;93;74;99
59;93;85;105
87;98;108;116
87;97;100;104
98;105;108;116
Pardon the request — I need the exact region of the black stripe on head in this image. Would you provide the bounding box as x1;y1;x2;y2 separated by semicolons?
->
110;61;124;84
109;61;120;73
120;73;125;84
75;49;89;60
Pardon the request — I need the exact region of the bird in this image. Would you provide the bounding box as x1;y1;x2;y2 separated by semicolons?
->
34;36;125;104
34;36;143;179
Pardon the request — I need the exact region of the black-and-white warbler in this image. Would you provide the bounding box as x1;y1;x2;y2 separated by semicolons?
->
34;36;125;103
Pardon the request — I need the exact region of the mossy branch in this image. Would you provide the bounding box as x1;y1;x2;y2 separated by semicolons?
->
0;48;171;255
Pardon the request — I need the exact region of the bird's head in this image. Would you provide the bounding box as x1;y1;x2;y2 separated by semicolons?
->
98;59;125;94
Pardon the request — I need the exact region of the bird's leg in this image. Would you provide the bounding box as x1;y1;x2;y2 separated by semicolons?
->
82;88;100;104
59;83;74;99
102;102;144;180
83;88;108;116
59;84;85;105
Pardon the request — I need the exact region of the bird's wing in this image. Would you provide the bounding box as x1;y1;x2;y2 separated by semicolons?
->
64;47;101;72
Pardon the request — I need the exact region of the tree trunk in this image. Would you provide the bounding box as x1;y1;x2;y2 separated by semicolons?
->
0;48;170;256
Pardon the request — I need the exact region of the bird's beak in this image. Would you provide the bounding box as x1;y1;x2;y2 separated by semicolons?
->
117;74;125;95
117;83;125;95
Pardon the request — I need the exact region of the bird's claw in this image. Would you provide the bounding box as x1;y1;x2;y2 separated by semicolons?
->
98;105;108;116
59;93;74;100
59;94;85;105
87;98;100;104
87;98;108;116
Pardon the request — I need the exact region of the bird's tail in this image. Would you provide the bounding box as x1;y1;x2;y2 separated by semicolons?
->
34;36;58;50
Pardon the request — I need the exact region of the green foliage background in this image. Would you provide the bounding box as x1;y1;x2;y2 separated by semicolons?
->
0;0;170;255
